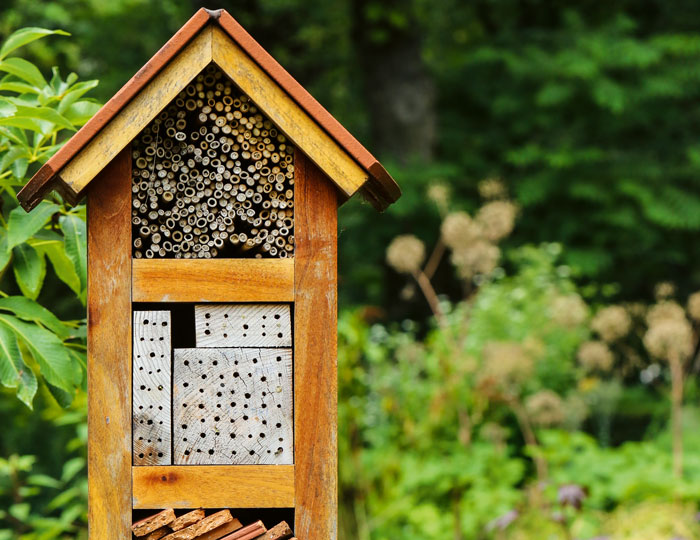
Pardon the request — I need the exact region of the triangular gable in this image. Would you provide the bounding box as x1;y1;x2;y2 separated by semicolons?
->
18;8;400;212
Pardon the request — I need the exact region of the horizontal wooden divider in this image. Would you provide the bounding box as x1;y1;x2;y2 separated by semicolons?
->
133;465;295;509
132;258;294;302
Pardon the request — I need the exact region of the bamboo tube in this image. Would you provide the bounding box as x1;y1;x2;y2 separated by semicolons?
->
131;64;295;258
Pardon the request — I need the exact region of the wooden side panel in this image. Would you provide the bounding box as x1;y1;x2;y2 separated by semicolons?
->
293;151;338;540
87;148;132;539
194;304;292;348
133;310;172;466
132;258;294;302
133;465;295;509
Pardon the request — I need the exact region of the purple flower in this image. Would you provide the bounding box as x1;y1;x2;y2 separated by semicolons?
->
558;484;587;510
486;510;518;532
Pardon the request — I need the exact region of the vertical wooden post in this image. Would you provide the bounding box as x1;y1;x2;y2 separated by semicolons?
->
87;148;132;539
293;150;338;540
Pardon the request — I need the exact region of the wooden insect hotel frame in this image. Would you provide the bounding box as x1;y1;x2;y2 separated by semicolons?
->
18;8;399;540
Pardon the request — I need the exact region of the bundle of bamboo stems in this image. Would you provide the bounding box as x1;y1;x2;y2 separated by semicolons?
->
131;64;294;259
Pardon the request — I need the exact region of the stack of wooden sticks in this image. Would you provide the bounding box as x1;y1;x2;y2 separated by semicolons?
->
131;63;295;259
131;509;296;540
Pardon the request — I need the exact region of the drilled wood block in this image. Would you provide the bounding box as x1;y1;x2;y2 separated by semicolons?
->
173;348;293;465
133;311;172;465
194;304;292;348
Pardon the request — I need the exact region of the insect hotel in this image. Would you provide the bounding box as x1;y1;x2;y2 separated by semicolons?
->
17;8;400;540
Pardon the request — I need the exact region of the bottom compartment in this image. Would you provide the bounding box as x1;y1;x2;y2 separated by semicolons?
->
132;508;295;539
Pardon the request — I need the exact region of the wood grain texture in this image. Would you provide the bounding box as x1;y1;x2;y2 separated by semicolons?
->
132;258;294;302
194;520;243;540
293;151;338;540
212;27;366;199
144;526;171;540
132;465;295;508
162;510;232;540
61;28;212;195
87;148;132;540
170;509;205;532
194;304;292;348
133;509;176;537
219;522;265;540
133;310;172;465
173;348;293;465
260;521;293;540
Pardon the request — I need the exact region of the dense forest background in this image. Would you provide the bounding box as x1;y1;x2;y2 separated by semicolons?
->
2;1;700;539
4;0;700;315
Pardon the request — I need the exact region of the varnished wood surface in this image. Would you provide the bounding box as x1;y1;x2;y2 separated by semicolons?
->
132;258;294;303
132;465;295;509
293;151;338;539
212;26;367;198
61;28;212;195
87;148;132;539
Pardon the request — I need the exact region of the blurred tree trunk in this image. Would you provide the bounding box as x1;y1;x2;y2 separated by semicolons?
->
351;0;436;163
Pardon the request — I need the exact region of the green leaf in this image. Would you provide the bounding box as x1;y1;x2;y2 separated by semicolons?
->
26;474;62;489
6;200;59;250
57;80;98;112
61;100;100;125
0;57;46;88
59;215;86;293
0;230;10;273
0;323;37;407
0;116;44;132
0;296;72;339
15;105;74;131
61;457;84;482
0;81;39;94
35;239;82;299
0;145;30;174
46;381;74;407
12;243;46;300
0;27;69;61
0;314;75;393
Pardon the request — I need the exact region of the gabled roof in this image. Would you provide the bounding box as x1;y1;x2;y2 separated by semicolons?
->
17;8;400;212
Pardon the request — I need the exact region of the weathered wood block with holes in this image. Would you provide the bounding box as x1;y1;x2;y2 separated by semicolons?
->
173;347;293;465
17;8;400;540
133;311;172;465
195;304;292;347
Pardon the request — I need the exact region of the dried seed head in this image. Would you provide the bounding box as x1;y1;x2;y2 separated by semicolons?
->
654;281;676;300
476;200;518;242
441;211;481;250
478;177;507;200
551;294;588;328
591;305;631;343
644;317;693;360
646;301;686;326
451;241;500;279
687;292;700;322
386;235;425;274
525;390;564;427
426;183;450;213
577;340;614;372
480;341;533;389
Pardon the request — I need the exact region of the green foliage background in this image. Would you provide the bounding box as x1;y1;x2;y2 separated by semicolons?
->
1;2;700;539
